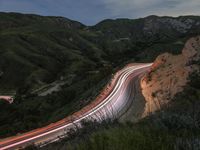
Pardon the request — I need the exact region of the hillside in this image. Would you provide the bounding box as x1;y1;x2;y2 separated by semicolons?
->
141;36;200;116
1;13;200;92
0;12;200;139
32;36;200;150
0;12;101;92
91;15;200;61
0;12;112;138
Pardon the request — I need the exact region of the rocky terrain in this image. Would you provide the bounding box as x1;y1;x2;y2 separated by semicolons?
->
141;36;200;116
37;36;200;150
1;12;200;139
0;13;200;94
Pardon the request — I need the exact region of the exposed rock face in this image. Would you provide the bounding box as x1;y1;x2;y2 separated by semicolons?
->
141;36;200;117
144;17;197;34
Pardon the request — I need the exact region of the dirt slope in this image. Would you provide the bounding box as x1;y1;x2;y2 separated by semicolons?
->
141;36;200;116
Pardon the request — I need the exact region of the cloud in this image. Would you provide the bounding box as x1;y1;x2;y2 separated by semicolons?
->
101;0;200;18
0;0;199;25
0;0;112;24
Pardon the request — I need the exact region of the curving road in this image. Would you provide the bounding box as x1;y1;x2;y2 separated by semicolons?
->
0;63;152;150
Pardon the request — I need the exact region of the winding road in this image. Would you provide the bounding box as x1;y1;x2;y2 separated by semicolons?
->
0;63;152;150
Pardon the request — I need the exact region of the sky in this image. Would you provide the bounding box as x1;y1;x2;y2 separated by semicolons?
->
0;0;199;25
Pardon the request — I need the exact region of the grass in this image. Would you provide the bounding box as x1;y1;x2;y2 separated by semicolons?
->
32;65;200;150
0;12;200;140
34;119;200;150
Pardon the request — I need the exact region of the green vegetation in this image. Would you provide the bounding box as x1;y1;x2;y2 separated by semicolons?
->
0;13;112;138
0;12;200;139
30;66;200;150
40;123;198;150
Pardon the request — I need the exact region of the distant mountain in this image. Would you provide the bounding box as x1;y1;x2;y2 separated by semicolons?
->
91;15;200;57
0;12;85;30
0;12;200;138
0;12;102;92
94;15;200;39
0;13;200;92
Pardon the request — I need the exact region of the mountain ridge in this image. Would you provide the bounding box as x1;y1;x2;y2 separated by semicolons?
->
0;12;200;139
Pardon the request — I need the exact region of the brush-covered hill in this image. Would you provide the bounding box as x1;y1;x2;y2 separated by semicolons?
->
0;12;200;139
0;12;103;92
1;13;200;92
0;12;110;138
91;15;200;60
32;36;200;150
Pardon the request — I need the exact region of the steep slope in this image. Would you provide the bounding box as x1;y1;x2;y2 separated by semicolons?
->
93;15;200;41
1;12;200;139
1;13;200;92
0;13;111;138
141;36;200;116
0;12;105;92
38;36;200;150
90;16;200;61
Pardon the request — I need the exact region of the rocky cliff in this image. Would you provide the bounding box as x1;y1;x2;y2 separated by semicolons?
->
141;36;200;116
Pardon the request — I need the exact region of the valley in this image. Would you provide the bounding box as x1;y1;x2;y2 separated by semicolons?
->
0;12;200;150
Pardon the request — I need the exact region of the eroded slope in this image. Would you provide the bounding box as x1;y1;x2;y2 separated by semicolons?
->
141;36;200;116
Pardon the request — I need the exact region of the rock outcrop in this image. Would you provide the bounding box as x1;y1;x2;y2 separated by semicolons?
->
141;36;200;117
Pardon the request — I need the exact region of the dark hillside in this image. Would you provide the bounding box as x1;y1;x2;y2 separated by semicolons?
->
0;12;200;138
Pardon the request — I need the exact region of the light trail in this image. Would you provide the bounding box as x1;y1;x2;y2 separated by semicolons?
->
0;63;152;150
